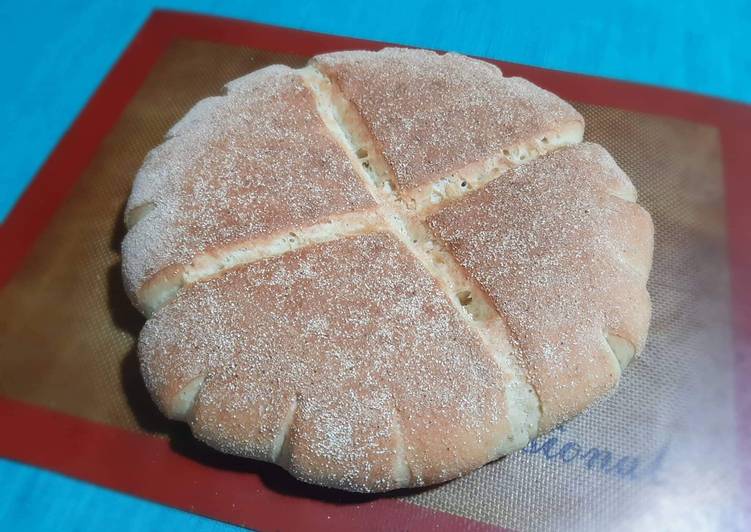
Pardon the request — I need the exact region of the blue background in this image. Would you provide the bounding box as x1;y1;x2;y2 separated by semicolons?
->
1;1;748;530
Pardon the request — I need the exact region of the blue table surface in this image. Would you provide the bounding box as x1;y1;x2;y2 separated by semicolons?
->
1;1;748;530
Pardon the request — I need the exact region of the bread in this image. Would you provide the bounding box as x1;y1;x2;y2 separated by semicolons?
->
122;48;653;492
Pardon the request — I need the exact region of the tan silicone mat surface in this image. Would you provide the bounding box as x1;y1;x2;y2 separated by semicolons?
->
0;40;742;530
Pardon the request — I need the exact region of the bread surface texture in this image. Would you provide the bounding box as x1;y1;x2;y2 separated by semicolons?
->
123;47;653;492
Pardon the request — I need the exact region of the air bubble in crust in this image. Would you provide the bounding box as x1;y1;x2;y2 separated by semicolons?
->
457;290;473;306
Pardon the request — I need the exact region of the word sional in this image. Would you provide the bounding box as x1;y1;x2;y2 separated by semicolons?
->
521;425;669;482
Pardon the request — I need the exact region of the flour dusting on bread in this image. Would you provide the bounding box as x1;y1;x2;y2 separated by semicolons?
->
123;47;653;492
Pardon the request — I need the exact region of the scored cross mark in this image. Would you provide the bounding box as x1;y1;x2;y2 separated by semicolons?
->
125;57;612;449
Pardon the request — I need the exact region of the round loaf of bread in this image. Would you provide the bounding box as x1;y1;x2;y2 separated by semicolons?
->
122;48;653;492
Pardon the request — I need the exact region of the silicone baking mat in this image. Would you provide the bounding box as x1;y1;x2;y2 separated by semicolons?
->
2;11;750;531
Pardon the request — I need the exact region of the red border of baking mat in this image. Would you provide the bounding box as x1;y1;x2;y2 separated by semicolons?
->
1;10;750;530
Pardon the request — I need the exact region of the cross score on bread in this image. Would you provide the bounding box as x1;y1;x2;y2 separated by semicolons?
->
122;48;653;492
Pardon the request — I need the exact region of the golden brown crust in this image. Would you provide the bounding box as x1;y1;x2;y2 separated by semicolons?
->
139;234;511;491
125;48;654;492
313;48;584;191
427;143;652;430
122;65;375;307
